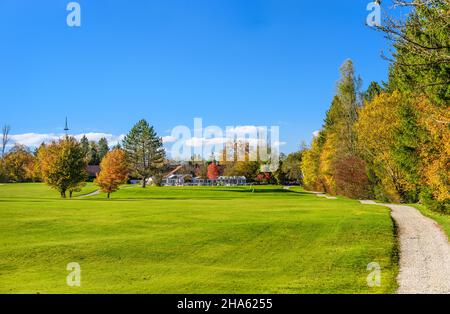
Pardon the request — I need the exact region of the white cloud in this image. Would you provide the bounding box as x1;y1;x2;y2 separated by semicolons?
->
74;133;125;145
185;137;228;148
162;135;177;143
9;129;286;154
9;132;125;148
9;133;60;147
313;130;320;138
183;136;285;148
272;141;287;147
226;125;266;135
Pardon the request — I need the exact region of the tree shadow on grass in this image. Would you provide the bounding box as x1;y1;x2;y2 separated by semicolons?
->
76;197;239;201
221;187;310;196
0;198;61;202
76;186;313;201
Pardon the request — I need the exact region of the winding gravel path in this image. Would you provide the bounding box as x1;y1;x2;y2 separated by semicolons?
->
360;200;450;294
78;190;100;198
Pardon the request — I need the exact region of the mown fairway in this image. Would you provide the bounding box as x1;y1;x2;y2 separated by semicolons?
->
0;184;397;293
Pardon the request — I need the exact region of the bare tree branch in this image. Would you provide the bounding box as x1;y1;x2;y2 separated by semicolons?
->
2;125;11;157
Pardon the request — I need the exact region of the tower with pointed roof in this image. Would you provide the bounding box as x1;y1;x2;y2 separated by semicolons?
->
64;117;69;135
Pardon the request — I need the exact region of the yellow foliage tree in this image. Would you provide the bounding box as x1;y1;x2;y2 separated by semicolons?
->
318;133;337;195
37;137;87;198
355;91;414;202
2;144;36;182
416;97;450;204
95;149;128;198
301;136;323;191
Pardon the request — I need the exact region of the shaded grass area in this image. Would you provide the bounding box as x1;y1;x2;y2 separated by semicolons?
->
0;182;96;199
0;184;398;293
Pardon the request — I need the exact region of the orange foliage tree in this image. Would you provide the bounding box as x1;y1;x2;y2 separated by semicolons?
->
95;149;129;198
207;161;220;180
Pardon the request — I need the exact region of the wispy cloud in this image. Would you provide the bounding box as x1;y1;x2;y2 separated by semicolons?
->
185;137;228;147
9;132;125;148
161;135;177;143
183;137;286;148
313;130;320;138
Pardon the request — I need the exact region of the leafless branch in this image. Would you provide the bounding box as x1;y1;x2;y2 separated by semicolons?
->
1;125;11;157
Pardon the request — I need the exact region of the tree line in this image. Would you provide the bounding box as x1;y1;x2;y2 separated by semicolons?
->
0;118;306;197
169;141;305;185
0;119;166;198
301;0;449;213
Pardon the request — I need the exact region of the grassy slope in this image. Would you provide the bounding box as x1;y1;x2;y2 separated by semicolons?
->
411;204;450;239
0;182;97;199
0;184;398;294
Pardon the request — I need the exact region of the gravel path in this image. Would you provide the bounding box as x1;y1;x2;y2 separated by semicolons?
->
78;190;100;198
310;191;338;200
360;200;450;294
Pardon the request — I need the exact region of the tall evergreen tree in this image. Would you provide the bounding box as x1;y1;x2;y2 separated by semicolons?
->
98;137;109;161
336;59;362;154
122;119;165;187
381;0;450;106
364;81;383;103
80;135;90;162
89;141;100;165
392;101;422;202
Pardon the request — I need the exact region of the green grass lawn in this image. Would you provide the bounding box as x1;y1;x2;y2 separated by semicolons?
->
0;183;398;294
411;204;450;239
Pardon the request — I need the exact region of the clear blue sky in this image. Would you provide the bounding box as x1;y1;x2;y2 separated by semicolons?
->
0;0;391;153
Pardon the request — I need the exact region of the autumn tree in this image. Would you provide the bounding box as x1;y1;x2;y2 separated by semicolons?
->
318;132;337;194
195;162;208;179
95;149;128;198
415;97;449;212
301;136;324;191
355;91;414;202
2;144;35;182
302;61;369;197
207;161;220;180
37;136;87;198
375;1;449;208
220;140;262;182
122;119;165;187
334;156;370;199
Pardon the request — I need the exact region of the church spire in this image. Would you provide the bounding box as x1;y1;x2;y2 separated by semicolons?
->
64;117;69;135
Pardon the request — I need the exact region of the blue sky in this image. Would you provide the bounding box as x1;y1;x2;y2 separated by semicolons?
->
0;0;393;153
